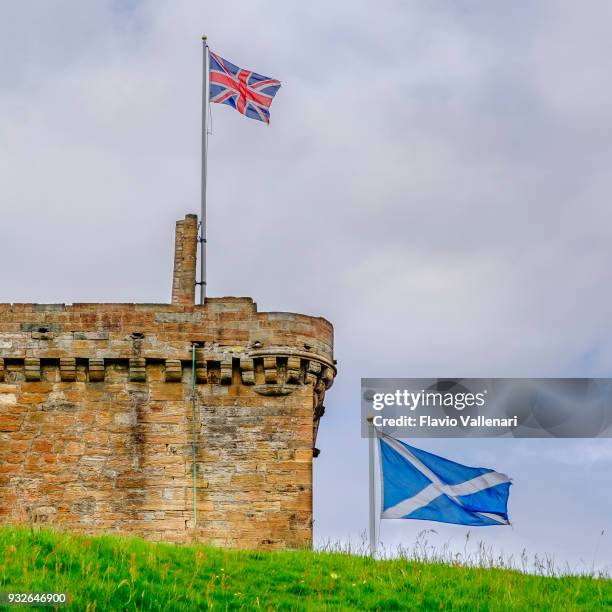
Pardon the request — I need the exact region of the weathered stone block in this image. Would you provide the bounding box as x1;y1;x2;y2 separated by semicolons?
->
88;359;105;382
0;415;21;432
24;358;41;382
264;356;278;385
60;358;76;382
73;332;109;341
220;359;232;385
240;358;255;385
165;360;182;383
286;357;301;384
129;358;146;382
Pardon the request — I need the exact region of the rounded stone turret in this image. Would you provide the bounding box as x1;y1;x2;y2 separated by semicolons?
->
0;216;336;549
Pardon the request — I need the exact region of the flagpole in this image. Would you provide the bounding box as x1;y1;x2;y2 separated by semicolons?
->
199;35;209;304
367;415;377;558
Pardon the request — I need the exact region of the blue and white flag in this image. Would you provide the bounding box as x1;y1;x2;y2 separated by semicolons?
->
379;433;512;526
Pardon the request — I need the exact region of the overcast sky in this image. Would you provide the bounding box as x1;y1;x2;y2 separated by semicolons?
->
1;1;611;573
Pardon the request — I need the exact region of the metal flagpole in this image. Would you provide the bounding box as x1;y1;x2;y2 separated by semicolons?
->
199;35;209;304
367;415;377;558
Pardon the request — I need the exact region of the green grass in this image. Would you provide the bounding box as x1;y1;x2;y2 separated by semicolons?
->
0;527;610;611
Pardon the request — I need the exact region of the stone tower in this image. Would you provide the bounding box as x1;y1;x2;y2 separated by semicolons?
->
0;215;335;548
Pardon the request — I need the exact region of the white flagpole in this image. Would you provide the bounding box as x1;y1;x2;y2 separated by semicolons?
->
367;415;377;557
199;35;209;304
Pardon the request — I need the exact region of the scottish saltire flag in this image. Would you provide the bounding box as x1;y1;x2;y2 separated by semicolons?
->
379;433;512;526
209;51;281;124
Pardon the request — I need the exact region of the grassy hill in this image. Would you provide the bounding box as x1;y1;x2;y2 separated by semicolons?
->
0;527;609;611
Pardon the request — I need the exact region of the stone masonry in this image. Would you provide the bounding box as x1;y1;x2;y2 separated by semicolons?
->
0;215;335;548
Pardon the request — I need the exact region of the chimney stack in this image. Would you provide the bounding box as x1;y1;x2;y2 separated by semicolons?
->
171;214;198;306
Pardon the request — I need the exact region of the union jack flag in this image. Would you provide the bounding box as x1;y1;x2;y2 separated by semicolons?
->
209;51;281;124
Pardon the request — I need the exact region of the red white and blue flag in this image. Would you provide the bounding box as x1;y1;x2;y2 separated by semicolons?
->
209;51;281;124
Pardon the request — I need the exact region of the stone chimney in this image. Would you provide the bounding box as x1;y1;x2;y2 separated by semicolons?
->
171;214;198;305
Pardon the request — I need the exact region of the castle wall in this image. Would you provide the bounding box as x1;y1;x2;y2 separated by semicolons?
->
0;218;335;548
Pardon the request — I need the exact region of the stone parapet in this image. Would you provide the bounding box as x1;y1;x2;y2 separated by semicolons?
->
0;296;335;548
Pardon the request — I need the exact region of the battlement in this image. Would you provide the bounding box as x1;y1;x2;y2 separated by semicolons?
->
0;216;336;549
